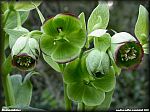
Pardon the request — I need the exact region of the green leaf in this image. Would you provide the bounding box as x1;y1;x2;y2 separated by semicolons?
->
142;43;149;54
32;2;45;24
10;72;36;106
43;54;61;72
1;2;9;13
2;55;13;75
79;12;86;32
14;1;41;11
88;2;109;33
67;82;85;102
94;33;111;52
135;5;149;45
4;26;29;48
83;85;105;106
92;66;116;92
4;11;29;29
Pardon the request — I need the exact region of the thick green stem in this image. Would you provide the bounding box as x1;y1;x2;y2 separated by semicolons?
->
0;10;15;106
77;103;85;111
60;64;72;110
1;74;15;106
63;82;72;110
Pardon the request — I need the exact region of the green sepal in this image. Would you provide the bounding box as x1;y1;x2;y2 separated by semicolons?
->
135;5;149;45
94;33;111;52
88;2;109;33
92;66;116;92
42;53;61;72
4;26;29;48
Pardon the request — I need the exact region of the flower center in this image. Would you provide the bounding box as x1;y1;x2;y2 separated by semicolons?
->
54;27;70;44
13;55;35;70
121;47;137;61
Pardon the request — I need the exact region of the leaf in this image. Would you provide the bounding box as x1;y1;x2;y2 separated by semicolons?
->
10;72;36;106
42;54;61;72
92;66;116;92
2;55;13;75
82;85;105;106
67;82;85;102
88;2;109;33
5;11;29;29
94;33;111;52
78;12;86;33
4;26;29;48
111;32;137;44
14;1;41;11
32;2;45;24
1;2;9;13
135;5;149;45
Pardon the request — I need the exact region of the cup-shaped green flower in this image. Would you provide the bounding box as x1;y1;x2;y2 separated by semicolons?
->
63;53;116;106
111;32;144;69
40;13;86;63
11;36;40;71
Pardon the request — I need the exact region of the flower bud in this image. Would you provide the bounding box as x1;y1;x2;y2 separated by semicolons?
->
86;49;110;78
11;35;40;71
111;32;144;69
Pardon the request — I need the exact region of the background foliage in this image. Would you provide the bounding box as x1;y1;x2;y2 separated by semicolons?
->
0;0;149;110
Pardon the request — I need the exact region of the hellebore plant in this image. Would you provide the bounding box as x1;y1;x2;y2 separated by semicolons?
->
0;1;149;111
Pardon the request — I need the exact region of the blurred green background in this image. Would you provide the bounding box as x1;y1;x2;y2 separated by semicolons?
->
1;0;149;110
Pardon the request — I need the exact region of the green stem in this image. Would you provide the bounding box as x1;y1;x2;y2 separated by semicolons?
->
32;2;45;24
77;103;85;111
0;12;16;106
63;82;72;110
1;74;15;106
61;64;72;110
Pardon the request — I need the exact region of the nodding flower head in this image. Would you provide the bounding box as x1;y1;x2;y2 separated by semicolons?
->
11;35;40;71
115;41;143;69
111;32;144;69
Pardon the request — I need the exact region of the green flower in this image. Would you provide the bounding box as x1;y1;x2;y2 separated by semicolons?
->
40;14;86;63
63;53;116;106
111;32;144;69
11;35;40;71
